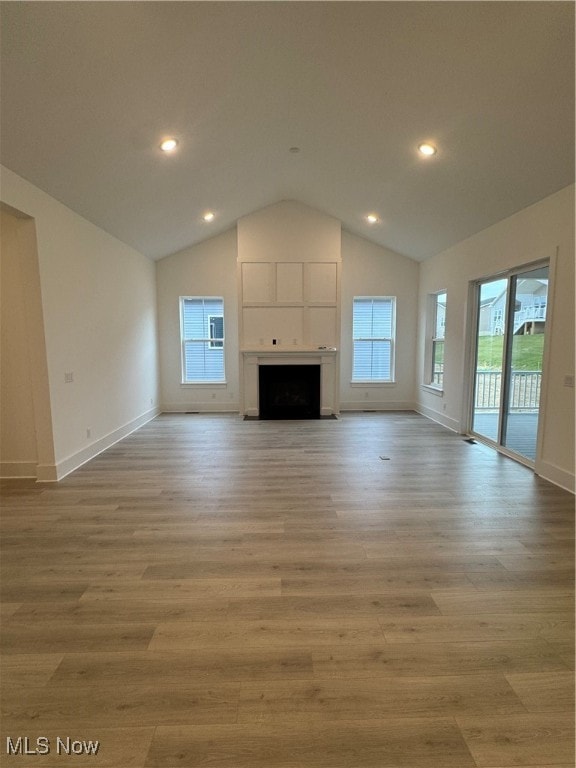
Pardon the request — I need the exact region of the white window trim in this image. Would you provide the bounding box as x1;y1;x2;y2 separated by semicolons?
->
351;381;397;388
351;296;396;384
180;296;226;384
180;382;228;389
421;383;444;397
424;290;446;391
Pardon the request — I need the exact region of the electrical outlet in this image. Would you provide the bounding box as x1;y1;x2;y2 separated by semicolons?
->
64;372;74;384
563;374;575;388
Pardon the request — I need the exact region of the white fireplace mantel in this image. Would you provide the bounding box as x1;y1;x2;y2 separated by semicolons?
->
240;348;339;417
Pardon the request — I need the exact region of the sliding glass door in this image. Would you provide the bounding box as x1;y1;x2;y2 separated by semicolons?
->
472;278;508;443
471;264;549;463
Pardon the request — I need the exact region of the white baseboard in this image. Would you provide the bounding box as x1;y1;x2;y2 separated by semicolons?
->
161;403;239;413
36;464;59;482
536;459;575;494
54;407;160;480
340;400;415;412
1;460;60;482
415;403;461;433
417;405;574;494
0;461;38;479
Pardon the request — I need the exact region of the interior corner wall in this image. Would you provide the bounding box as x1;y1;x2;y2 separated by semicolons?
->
156;229;239;412
340;231;419;411
0;166;160;480
416;184;575;492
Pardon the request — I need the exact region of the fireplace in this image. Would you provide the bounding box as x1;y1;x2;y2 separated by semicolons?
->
258;364;320;420
241;349;338;418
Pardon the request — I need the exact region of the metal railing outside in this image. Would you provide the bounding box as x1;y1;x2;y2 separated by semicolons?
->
475;370;541;411
432;369;443;387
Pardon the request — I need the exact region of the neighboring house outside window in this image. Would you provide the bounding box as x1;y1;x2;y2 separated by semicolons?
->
492;307;504;336
352;297;396;382
180;297;225;382
208;315;224;348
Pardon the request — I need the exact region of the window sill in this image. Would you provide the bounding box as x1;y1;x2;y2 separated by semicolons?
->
421;384;444;397
350;381;396;387
181;381;227;387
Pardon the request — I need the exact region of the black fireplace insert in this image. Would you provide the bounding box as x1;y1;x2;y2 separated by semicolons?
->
258;365;321;420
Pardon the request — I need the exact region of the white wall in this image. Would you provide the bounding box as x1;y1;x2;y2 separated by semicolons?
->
237;200;341;264
416;184;575;492
156;229;239;412
0;166;159;480
340;231;419;411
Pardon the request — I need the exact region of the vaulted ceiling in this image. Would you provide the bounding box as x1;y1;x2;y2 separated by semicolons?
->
1;2;574;261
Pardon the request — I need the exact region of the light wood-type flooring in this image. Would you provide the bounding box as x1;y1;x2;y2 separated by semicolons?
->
1;412;574;768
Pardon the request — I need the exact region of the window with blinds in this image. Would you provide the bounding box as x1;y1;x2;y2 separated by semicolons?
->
352;297;396;382
431;291;446;388
180;297;225;383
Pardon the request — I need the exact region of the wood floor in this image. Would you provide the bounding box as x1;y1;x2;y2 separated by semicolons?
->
1;412;574;768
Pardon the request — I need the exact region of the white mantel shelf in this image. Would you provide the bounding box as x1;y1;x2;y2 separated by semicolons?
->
241;347;337;354
240;348;339;417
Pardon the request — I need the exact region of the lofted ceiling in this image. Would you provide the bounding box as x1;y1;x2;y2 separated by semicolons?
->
1;1;574;261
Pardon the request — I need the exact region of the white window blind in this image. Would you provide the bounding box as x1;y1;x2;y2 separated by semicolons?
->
352;297;395;382
180;297;225;382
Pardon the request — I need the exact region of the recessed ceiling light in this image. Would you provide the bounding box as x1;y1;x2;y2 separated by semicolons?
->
366;214;379;224
203;212;215;222
160;138;178;152
418;143;437;156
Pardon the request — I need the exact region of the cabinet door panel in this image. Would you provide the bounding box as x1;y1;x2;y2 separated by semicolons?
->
243;308;304;346
242;263;273;304
307;263;338;304
276;263;304;303
308;307;338;347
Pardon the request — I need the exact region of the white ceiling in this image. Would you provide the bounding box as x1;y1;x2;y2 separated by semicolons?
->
1;2;574;261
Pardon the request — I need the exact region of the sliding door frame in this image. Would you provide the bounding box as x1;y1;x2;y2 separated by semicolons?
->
464;253;557;470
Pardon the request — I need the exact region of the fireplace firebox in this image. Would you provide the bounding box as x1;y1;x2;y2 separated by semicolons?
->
258;365;321;420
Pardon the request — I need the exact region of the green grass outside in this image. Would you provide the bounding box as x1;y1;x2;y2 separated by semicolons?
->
477;334;545;371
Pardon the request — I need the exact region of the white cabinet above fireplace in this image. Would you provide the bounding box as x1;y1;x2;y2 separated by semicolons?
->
239;261;340;350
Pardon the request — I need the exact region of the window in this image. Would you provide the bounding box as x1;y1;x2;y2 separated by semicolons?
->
352;297;396;382
426;291;446;388
180;297;225;382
